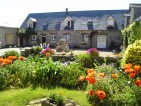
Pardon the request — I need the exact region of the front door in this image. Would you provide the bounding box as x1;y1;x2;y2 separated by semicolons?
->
6;33;14;45
42;36;46;43
97;35;106;49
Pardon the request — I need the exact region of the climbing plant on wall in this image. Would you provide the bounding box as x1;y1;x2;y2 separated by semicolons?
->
122;21;141;48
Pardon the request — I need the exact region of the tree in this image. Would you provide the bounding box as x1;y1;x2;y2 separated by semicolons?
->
24;27;37;45
122;21;141;48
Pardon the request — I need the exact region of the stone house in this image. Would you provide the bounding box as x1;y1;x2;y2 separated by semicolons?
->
20;3;141;49
0;26;18;47
124;3;141;27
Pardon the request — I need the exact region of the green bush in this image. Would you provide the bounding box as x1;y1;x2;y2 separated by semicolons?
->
3;50;19;58
33;57;62;88
33;46;42;55
1;59;33;90
122;40;141;66
60;63;87;90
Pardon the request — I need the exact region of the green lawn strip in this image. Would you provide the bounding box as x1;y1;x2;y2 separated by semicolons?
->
0;87;91;106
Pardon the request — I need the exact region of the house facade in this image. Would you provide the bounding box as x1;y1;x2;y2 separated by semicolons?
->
0;26;18;47
20;3;141;49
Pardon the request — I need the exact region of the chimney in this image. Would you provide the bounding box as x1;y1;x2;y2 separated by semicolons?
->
66;8;68;16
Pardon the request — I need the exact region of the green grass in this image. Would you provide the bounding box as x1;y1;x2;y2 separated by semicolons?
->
0;87;91;106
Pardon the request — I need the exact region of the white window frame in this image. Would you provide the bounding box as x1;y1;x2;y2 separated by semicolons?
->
83;35;89;42
32;35;36;41
64;34;70;41
51;35;56;41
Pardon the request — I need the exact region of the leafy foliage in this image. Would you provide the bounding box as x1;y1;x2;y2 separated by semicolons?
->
122;21;141;48
3;50;19;58
122;40;141;66
60;63;87;89
33;46;42;55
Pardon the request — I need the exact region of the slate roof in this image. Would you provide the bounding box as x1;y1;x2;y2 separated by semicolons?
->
20;9;128;31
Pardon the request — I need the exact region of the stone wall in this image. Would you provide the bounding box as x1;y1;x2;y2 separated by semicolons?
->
30;30;122;50
0;26;18;47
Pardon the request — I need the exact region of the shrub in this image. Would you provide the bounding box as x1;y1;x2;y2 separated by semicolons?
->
87;48;99;57
3;50;19;58
60;63;87;90
33;46;42;55
122;40;141;66
82;66;141;106
33;57;62;88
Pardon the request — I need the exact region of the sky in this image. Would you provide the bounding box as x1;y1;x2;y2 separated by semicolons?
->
0;0;141;28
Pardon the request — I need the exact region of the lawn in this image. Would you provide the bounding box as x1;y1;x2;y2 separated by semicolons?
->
0;87;91;106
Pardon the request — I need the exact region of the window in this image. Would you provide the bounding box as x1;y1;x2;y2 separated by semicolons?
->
32;35;36;41
68;21;70;27
51;35;56;41
64;35;70;41
83;35;89;42
107;16;115;27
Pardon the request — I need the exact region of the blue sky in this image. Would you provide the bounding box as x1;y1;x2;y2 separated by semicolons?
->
0;0;140;28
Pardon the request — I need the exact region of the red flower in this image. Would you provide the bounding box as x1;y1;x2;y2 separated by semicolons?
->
135;79;141;86
20;56;24;61
129;72;136;78
89;90;94;96
88;77;96;84
96;90;106;99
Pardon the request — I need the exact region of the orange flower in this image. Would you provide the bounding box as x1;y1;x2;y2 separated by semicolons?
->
129;72;136;78
125;68;134;73
96;90;106;99
20;56;24;61
12;56;17;60
98;73;105;78
45;53;50;57
7;56;13;60
87;68;94;73
87;77;96;84
134;65;140;71
78;76;85;81
135;79;141;86
89;90;94;96
0;58;3;62
124;63;132;70
112;73;118;78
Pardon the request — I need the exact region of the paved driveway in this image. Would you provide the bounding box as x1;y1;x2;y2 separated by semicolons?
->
0;47;115;57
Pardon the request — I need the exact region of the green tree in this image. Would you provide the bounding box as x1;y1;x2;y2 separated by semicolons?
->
122;21;141;48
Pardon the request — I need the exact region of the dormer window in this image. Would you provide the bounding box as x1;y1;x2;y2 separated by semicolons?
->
43;23;48;30
55;22;60;30
87;21;93;30
107;16;115;28
27;17;37;29
63;16;73;30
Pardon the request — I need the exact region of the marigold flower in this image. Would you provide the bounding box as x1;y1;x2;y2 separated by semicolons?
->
7;56;13;60
124;63;132;70
89;90;94;96
87;77;96;84
96;90;106;99
20;56;24;61
0;58;3;62
129;72;136;78
98;73;105;78
112;73;118;78
135;79;141;86
12;56;17;60
87;68;94;73
78;76;85;81
134;65;141;71
45;53;50;57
